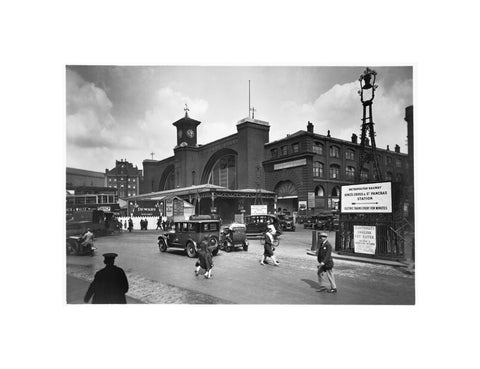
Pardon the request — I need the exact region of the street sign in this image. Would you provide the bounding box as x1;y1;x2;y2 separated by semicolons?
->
354;225;377;254
341;182;392;213
251;205;267;215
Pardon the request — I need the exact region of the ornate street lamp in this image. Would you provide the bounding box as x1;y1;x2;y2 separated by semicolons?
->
356;67;382;182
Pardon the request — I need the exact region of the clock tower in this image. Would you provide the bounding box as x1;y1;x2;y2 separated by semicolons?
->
172;104;201;147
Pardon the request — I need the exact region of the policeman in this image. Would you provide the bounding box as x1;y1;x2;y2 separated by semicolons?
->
84;253;129;304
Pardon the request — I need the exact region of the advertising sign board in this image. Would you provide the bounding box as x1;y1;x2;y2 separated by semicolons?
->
307;192;315;208
166;199;173;217
354;225;377;254
251;205;268;215
341;182;392;213
132;200;163;217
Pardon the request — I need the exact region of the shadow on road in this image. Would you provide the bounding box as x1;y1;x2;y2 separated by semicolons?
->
301;278;321;290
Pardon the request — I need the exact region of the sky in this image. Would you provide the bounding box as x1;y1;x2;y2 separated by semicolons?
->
66;66;413;172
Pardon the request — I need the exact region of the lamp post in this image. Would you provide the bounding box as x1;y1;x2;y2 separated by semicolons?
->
356;67;382;182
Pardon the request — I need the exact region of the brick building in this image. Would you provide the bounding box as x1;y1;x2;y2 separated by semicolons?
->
140;111;410;222
105;159;143;198
263;121;409;215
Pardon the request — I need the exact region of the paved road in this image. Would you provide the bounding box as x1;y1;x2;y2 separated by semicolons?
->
67;228;415;304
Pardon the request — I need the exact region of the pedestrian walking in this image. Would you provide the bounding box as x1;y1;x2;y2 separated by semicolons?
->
260;224;279;266
156;217;162;230
83;253;129;304
124;220;127;229
128;217;133;232
144;218;148;230
195;236;213;279
316;232;337;293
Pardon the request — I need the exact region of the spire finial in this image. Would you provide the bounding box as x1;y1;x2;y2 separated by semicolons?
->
184;103;189;117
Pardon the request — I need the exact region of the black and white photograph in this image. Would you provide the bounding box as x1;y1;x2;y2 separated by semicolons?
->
4;1;480;368
66;65;415;305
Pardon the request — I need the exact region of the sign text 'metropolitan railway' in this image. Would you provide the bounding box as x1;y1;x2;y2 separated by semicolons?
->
340;182;392;213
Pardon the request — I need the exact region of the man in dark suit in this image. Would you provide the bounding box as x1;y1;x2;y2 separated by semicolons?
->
84;253;129;304
316;232;337;293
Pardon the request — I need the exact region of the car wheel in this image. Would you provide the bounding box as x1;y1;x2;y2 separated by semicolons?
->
225;244;232;253
243;244;248;251
158;238;167;252
186;242;197;258
212;247;219;256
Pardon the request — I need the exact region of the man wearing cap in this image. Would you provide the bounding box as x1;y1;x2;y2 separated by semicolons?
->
84;253;129;304
316;232;337;293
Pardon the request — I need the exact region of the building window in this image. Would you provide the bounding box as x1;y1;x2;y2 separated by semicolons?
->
208;154;237;189
271;148;278;158
281;146;288;155
292;143;299;153
346;149;355;160
345;166;355;180
360;169;369;181
396;173;403;182
330;145;340;158
120;177;124;181
313;161;324;177
315;185;324;197
109;178;112;182
386;156;393;166
330;164;340;179
313;142;323;155
386;171;393;181
331;186;341;197
396;158;402;168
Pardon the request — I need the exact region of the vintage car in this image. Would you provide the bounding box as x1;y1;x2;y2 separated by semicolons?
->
244;214;279;236
157;219;221;258
278;215;295;232
303;216;318;229
314;213;339;231
220;223;249;252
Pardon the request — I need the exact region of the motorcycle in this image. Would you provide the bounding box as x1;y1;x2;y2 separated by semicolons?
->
66;236;96;256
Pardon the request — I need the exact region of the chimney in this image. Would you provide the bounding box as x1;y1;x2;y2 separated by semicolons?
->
386;145;390;151
351;133;358;144
307;121;314;133
395;144;400;153
327;130;331;137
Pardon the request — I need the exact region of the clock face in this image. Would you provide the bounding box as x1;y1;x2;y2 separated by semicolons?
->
186;129;195;138
178;130;183;139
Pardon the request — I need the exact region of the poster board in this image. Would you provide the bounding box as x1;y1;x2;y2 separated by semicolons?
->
341;182;392;213
354;225;377;254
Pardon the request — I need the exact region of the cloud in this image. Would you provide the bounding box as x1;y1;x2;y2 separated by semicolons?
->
276;78;412;152
135;87;209;156
66;68;118;148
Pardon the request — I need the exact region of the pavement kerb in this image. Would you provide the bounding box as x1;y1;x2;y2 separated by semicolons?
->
306;249;411;268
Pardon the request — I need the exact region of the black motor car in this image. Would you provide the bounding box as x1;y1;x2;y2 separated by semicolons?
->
245;214;279;236
157;219;221;258
278;215;296;231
